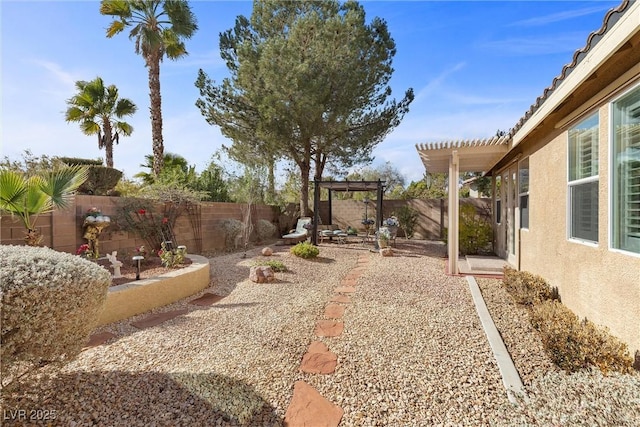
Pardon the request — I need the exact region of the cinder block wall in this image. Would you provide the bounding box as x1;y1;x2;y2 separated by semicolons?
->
1;195;279;255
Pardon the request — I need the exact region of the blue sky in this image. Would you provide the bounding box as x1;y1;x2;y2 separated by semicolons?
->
1;0;620;183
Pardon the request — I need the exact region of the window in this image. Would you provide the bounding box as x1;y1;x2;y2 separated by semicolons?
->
495;175;502;224
612;86;640;254
568;113;599;242
519;158;529;229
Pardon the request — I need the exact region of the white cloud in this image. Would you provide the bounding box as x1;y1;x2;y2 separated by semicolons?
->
414;62;466;102
509;5;613;27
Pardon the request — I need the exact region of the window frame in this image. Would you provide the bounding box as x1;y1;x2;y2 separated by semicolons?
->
567;112;599;245
518;157;529;230
609;82;640;257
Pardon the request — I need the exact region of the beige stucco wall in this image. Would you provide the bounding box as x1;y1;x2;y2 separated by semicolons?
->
519;104;640;356
97;254;210;326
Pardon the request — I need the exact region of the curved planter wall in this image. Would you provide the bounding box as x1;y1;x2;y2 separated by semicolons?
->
97;254;210;326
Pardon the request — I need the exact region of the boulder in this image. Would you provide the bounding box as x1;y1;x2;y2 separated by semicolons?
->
249;265;275;283
380;248;394;257
261;247;274;256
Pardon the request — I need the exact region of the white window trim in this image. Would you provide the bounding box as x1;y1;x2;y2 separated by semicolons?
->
518;157;530;230
567;114;599;245
608;82;640;257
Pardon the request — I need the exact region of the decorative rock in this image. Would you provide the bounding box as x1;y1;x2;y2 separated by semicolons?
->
249;265;275;283
324;304;345;319
315;320;344;337
284;381;343;427
300;341;338;374
261;247;273;256
380;247;394;257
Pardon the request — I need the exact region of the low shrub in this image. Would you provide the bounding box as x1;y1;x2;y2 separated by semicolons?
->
458;203;492;255
0;245;111;389
290;241;319;259
396;205;419;239
503;267;558;306
256;219;277;242
530;300;634;374
254;260;287;272
158;242;186;268
220;219;243;250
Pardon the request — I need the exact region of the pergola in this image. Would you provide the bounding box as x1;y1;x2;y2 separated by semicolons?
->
416;136;509;274
311;179;386;245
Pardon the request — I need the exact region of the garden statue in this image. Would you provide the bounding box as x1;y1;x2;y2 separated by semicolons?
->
106;251;123;278
83;208;110;258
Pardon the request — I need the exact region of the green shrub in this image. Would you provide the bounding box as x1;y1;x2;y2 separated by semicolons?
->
530;300;634;374
396;205;419;239
290;241;319;259
220;219;243;250
503;267;557;306
256;219;277;242
158;242;186;268
77;166;123;195
458;203;492;255
0;245;111;388
254;260;287;272
58;156;103;166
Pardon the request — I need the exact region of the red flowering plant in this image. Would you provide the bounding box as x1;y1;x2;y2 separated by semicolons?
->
112;188;197;255
76;243;92;258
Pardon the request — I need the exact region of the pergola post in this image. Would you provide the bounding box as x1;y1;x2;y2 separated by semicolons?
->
376;179;383;228
448;151;459;274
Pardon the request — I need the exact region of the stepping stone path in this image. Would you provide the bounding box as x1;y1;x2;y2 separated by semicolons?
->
284;381;344;427
300;341;337;374
84;331;116;349
189;292;225;306
131;308;189;329
86;292;226;349
285;255;370;427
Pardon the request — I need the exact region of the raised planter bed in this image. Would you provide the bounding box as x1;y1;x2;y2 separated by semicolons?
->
97;254;210;326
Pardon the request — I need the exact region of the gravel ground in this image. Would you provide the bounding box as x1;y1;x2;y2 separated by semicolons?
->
2;240;639;426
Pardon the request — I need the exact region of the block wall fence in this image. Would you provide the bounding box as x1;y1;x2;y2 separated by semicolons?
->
0;195;490;254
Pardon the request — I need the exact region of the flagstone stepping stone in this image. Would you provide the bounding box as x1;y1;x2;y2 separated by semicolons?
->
340;278;357;287
315;320;344;337
284;381;343;427
190;292;224;306
329;294;351;304
334;286;356;293
345;271;362;280
324;303;345;319
131;308;189;329
300;341;338;374
84;331;116;349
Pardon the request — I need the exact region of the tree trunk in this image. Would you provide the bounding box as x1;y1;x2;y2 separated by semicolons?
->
267;157;276;204
299;162;311;217
103;120;114;168
148;52;164;177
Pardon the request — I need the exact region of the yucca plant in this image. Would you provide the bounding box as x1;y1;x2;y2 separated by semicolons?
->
0;166;88;245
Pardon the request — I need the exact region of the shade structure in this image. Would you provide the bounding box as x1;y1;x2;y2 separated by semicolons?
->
416;136;509;274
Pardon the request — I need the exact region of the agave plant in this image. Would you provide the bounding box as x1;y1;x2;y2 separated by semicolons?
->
0;166;88;245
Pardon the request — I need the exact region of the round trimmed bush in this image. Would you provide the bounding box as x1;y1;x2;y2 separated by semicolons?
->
0;245;111;386
290;241;319;259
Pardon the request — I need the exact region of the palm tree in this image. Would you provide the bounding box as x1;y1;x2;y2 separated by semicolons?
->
100;0;198;177
134;152;195;185
65;77;137;168
0;166;88;246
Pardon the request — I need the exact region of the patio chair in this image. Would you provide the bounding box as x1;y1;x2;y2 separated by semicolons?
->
282;217;312;244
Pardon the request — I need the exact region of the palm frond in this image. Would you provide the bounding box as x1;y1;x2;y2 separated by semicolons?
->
0;170;28;215
40;166;89;210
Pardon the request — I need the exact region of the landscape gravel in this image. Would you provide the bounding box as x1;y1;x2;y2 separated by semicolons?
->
2;240;639;426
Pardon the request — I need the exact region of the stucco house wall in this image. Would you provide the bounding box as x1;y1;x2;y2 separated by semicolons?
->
519;102;640;355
